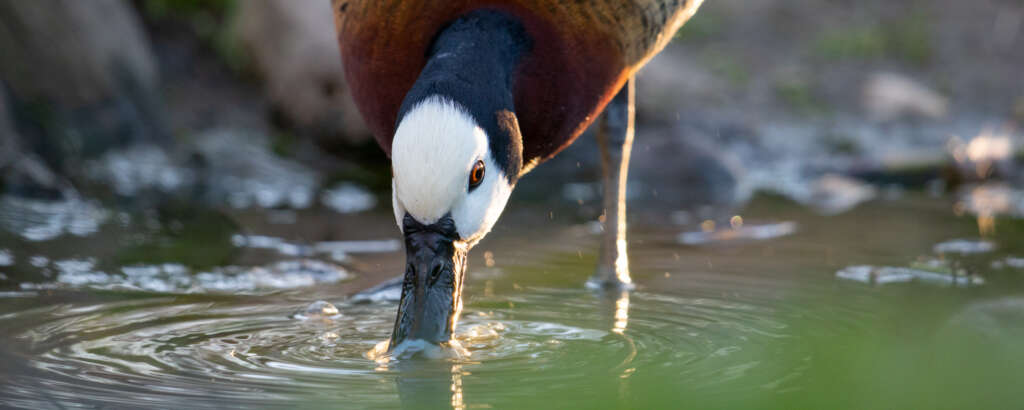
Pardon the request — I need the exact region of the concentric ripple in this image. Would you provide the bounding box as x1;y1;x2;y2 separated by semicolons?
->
0;282;866;409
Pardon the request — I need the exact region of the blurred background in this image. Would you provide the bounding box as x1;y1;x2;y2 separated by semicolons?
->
1;0;1022;216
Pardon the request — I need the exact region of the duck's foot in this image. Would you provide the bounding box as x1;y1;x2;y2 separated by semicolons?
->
586;266;635;292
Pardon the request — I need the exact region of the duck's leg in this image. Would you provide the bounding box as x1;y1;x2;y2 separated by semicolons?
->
588;78;636;290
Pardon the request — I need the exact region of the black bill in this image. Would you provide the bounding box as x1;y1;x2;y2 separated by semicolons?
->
389;214;468;348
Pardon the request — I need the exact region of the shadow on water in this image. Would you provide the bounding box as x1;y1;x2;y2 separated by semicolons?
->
1;190;1024;408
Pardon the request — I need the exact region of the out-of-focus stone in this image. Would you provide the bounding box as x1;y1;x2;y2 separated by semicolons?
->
0;87;16;171
862;72;949;121
0;87;69;197
0;0;158;106
0;0;166;184
232;0;369;145
805;174;877;215
636;50;722;124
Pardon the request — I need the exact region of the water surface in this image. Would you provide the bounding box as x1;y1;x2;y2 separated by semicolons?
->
1;192;1023;409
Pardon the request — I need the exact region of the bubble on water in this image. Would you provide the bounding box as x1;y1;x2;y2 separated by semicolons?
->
322;183;376;213
0;249;12;267
295;300;341;320
933;239;996;255
836;265;984;286
678;221;797;245
0;195;108;241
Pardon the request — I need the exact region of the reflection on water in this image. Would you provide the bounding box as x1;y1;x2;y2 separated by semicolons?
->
612;291;629;334
1;194;1024;408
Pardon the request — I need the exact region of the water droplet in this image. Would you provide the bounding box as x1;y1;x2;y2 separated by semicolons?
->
297;300;340;320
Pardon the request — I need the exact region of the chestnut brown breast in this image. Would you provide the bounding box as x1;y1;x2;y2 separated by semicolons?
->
333;0;701;173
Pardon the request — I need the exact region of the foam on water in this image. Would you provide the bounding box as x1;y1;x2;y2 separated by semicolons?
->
0;249;12;267
231;234;401;260
321;183;377;213
0;195;108;241
19;259;350;294
836;265;985;286
87;144;195;196
933;238;996;254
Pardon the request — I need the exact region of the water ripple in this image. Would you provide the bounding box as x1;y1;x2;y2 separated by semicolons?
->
0;284;862;408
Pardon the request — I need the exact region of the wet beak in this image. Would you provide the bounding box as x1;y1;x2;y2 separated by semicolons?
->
390;215;467;348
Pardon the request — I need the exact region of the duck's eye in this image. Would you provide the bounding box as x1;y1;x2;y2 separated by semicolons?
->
469;160;485;189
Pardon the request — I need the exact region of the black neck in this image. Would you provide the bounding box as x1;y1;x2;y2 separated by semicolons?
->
397;10;531;181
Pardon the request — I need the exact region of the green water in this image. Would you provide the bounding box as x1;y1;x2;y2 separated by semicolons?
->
1;193;1023;409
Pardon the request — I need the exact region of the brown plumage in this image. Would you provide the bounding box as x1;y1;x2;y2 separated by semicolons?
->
333;0;702;173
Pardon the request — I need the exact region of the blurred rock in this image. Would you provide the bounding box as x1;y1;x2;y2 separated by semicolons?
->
0;0;166;182
946;129;1019;181
0;87;16;170
232;0;369;145
0;0;157;106
636;50;722;124
804;174;877;215
862;72;948;121
0;86;70;198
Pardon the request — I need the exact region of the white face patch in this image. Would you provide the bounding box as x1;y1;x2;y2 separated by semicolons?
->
391;96;514;245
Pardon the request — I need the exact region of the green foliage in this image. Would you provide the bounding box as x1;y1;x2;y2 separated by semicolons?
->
701;50;749;87
814;13;934;66
674;11;724;42
822;132;863;156
776;78;827;116
137;0;248;73
816;25;888;60
140;0;235;21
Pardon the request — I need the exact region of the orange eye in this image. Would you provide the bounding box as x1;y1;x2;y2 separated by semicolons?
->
469;160;485;189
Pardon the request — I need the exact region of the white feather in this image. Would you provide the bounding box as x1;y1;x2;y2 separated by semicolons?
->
391;96;513;244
